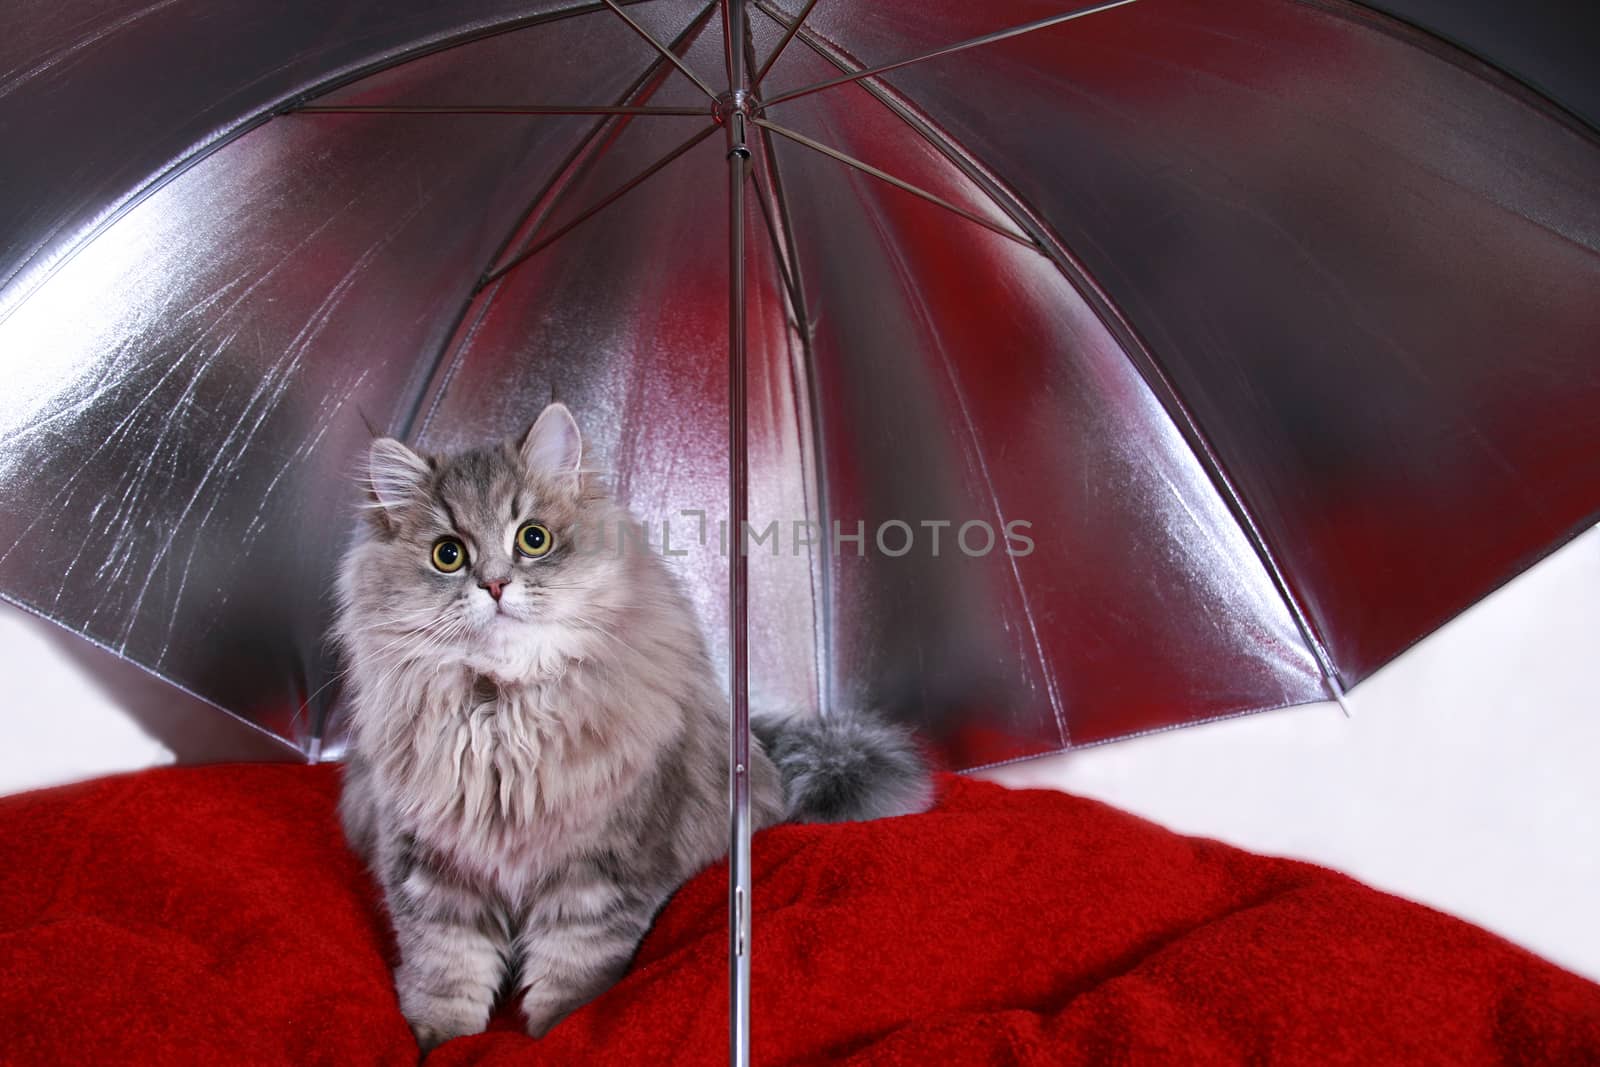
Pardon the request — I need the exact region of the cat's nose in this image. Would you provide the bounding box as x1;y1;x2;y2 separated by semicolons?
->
478;579;507;602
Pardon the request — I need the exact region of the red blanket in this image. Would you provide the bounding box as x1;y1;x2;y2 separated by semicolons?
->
1;763;1596;1064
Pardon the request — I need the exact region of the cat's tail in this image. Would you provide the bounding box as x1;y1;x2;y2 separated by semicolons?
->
752;710;934;824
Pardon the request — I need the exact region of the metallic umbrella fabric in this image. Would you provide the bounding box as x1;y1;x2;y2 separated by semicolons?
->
0;0;1595;765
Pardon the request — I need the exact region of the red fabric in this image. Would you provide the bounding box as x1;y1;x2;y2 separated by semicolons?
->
2;764;1596;1065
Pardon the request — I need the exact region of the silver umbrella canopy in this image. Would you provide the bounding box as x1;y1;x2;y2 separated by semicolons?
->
3;0;1600;1056
3;0;1598;764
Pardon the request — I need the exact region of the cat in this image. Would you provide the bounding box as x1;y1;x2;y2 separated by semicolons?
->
334;402;932;1049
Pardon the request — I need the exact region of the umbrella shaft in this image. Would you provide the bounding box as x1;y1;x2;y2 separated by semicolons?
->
724;3;753;1064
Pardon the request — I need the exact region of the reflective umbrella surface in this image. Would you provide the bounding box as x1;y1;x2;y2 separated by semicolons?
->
4;0;1600;1057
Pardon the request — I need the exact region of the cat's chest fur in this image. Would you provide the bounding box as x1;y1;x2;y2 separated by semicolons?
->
363;658;682;900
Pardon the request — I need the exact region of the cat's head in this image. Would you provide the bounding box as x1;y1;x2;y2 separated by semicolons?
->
339;403;631;676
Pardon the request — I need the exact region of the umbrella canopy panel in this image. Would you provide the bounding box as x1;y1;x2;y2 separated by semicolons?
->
783;0;1600;685
0;0;656;314
1;0;1596;765
0;5;711;746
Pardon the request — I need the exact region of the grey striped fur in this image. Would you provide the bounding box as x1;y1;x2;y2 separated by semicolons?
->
335;404;931;1048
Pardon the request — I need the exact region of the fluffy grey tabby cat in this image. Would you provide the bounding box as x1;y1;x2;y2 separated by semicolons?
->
335;403;931;1048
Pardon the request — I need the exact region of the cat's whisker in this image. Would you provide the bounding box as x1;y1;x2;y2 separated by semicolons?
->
290;607;467;730
568;614;651;662
370;605;463;641
347;613;471;706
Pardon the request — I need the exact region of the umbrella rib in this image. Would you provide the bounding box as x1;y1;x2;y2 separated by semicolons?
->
293;104;708;116
751;0;1050;253
760;0;1141;108
480;0;720;284
404;0;721;446
751;0;822;88
741;26;804;314
752;119;1036;248
601;0;720;100
478;123;719;290
748;155;801;313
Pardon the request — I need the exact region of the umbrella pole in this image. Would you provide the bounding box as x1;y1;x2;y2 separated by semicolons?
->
721;1;753;1064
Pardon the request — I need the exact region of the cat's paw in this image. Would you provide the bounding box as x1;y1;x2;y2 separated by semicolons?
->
521;990;579;1039
399;988;490;1052
522;1006;562;1040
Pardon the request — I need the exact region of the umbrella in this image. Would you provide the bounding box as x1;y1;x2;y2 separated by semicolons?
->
3;0;1598;1057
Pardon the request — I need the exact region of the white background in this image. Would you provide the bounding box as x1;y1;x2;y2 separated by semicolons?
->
2;523;1596;980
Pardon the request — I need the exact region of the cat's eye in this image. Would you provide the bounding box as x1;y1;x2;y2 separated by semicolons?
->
515;522;553;559
431;537;467;573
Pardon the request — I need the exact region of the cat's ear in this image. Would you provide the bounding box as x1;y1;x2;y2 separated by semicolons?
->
364;437;430;521
519;403;583;476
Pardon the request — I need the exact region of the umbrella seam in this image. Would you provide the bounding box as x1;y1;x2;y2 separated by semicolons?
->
748;113;831;720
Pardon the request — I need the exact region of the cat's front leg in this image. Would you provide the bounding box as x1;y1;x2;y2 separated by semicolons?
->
382;838;509;1051
516;871;659;1038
